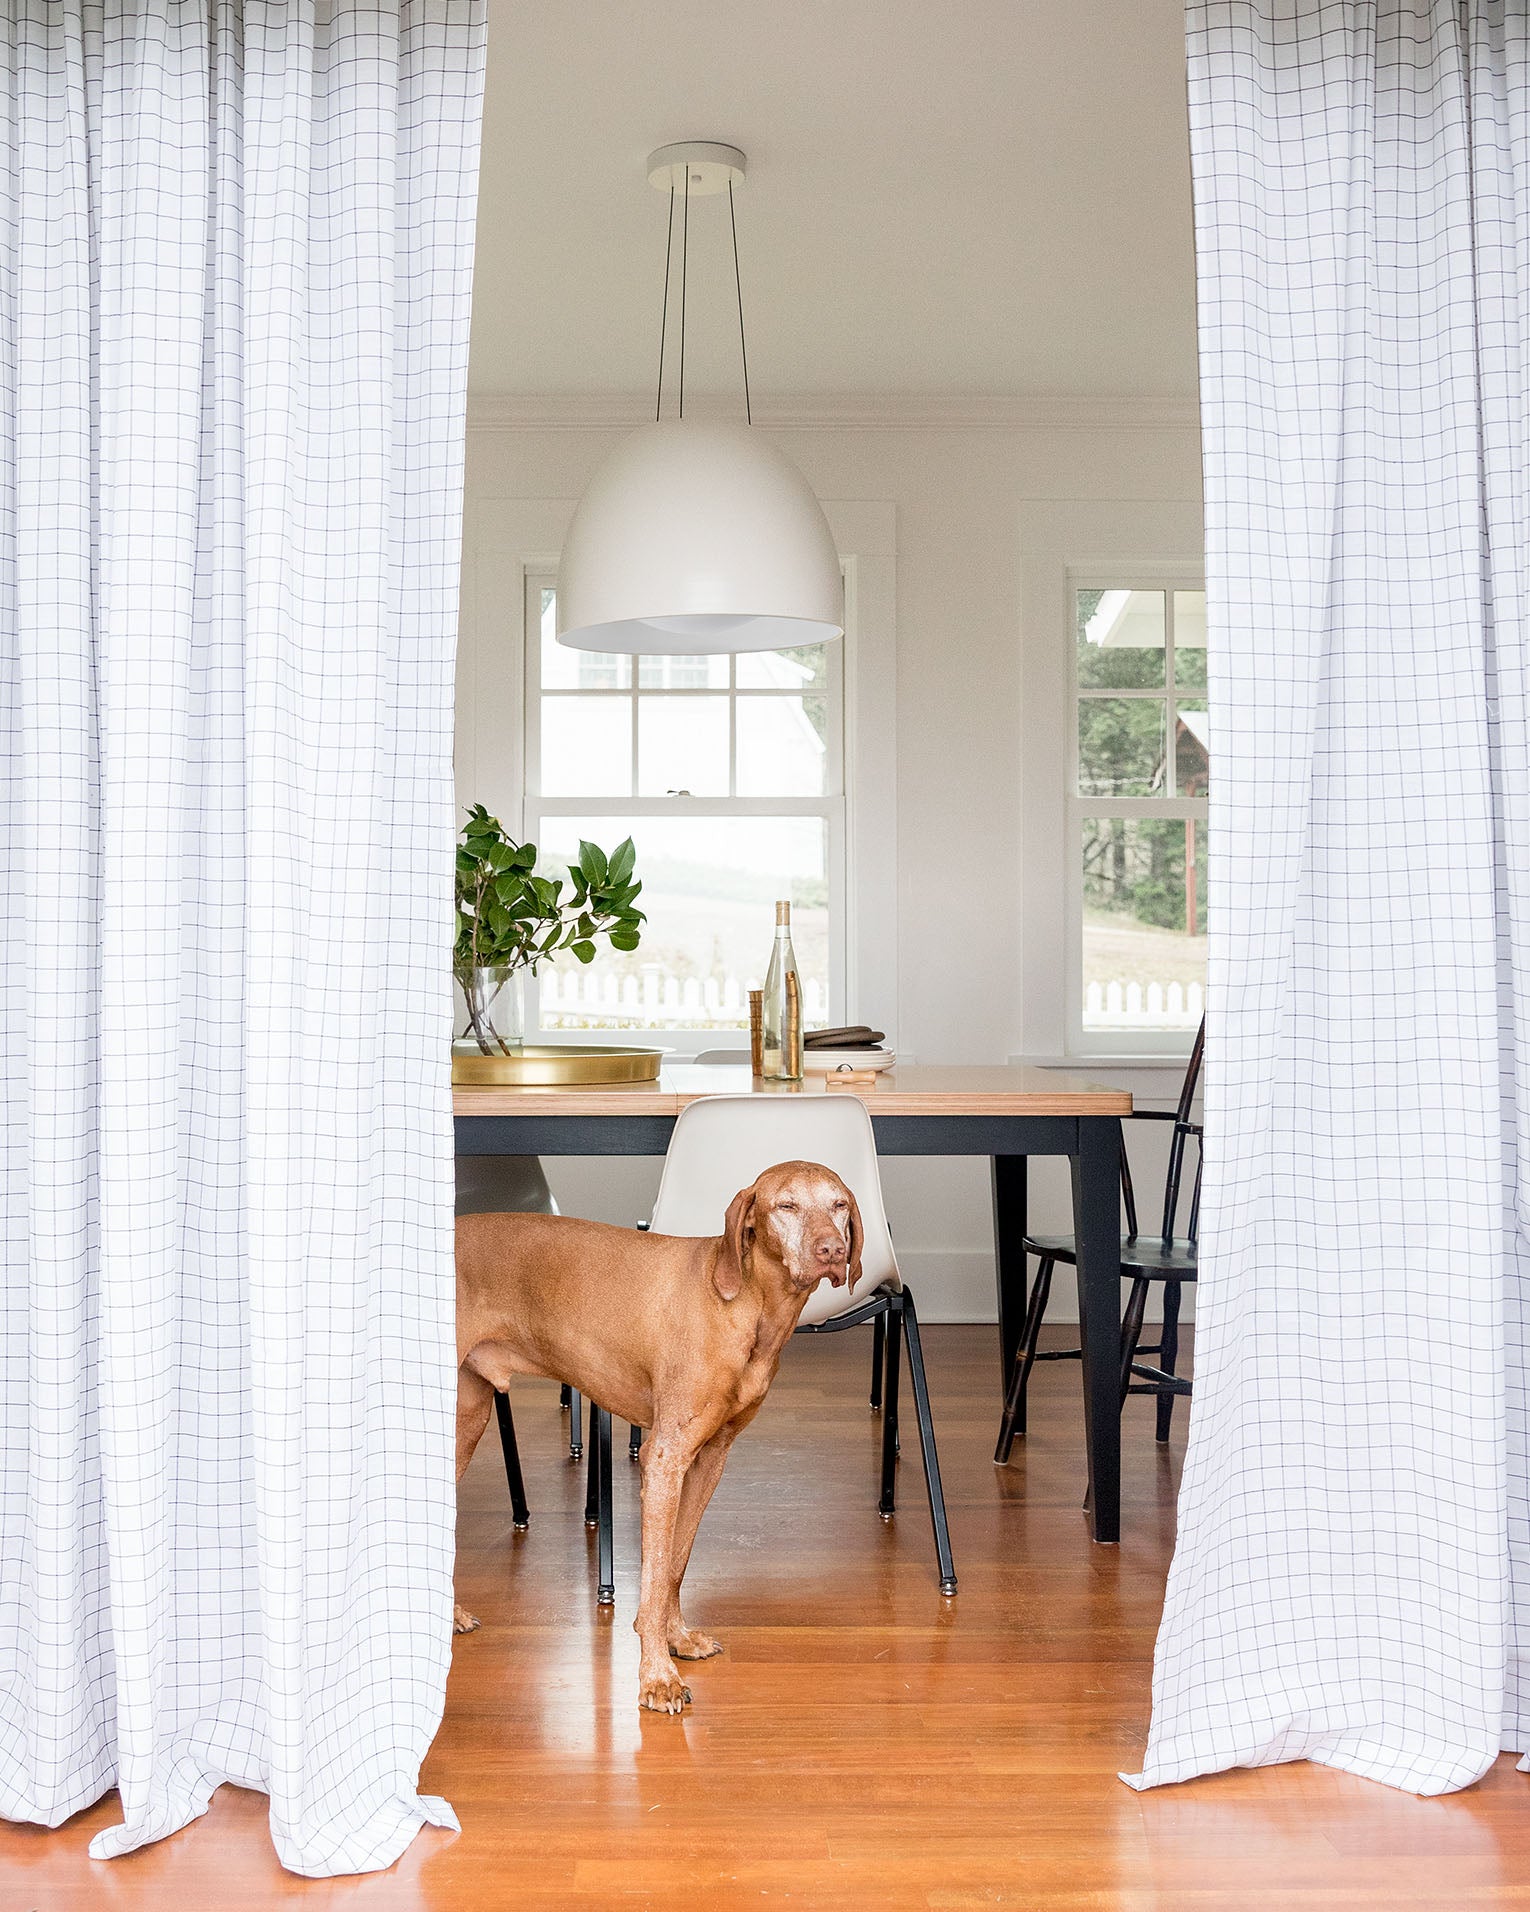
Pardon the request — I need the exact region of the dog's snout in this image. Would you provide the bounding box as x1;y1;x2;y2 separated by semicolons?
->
814;1236;846;1265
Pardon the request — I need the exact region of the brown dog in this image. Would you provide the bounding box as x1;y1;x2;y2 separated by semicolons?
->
454;1160;862;1712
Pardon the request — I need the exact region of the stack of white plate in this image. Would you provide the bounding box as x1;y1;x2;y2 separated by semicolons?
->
802;1048;897;1075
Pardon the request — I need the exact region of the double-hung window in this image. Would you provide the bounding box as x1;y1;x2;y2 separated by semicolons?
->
523;575;846;1047
1070;582;1208;1050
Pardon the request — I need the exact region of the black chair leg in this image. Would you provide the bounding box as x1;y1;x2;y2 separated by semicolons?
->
493;1390;530;1529
899;1290;957;1596
879;1300;902;1516
596;1407;615;1607
994;1256;1054;1463
869;1311;886;1411
560;1382;572;1410
568;1389;583;1459
584;1401;600;1527
1119;1277;1151;1405
629;1421;643;1460
1155;1280;1182;1443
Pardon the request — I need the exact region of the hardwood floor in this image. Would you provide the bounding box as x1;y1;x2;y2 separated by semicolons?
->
5;1324;1529;1909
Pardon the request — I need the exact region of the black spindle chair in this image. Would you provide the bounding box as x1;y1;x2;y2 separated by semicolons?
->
994;1017;1204;1462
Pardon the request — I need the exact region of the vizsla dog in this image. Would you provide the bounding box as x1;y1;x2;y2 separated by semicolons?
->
454;1161;862;1712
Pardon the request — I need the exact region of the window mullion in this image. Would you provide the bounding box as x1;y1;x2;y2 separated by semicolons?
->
1165;588;1177;795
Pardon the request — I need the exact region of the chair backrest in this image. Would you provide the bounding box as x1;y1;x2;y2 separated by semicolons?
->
1120;1016;1205;1247
455;1154;559;1219
649;1093;899;1327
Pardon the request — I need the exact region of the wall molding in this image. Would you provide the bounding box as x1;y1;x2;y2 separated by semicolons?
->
466;392;1201;434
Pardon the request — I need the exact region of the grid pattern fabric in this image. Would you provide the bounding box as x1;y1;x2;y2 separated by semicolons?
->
1130;0;1530;1796
0;1;485;1875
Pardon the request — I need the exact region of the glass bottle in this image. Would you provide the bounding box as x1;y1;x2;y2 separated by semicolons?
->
761;900;803;1081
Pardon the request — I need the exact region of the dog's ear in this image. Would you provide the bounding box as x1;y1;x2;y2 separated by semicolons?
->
841;1185;864;1290
714;1182;757;1301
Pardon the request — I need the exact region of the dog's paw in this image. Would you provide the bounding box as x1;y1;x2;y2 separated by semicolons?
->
668;1626;723;1661
638;1665;693;1714
453;1604;481;1634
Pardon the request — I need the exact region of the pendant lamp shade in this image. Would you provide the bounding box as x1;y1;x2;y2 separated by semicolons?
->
556;420;843;655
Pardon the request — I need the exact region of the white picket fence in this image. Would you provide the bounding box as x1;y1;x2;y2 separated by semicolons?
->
1085;979;1203;1029
540;967;830;1031
540;967;1197;1032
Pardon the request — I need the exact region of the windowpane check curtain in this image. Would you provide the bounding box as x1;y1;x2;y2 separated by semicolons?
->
1132;0;1530;1795
0;1;485;1874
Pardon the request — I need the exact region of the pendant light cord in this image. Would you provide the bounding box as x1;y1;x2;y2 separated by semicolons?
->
728;178;752;425
678;168;690;418
655;181;674;422
653;161;750;426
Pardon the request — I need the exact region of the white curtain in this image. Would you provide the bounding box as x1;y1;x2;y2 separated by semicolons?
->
0;0;484;1874
1132;0;1530;1795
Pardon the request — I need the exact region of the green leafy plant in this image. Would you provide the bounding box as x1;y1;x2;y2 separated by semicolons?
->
454;805;644;1054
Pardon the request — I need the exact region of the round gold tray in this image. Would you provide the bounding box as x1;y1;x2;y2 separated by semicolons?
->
451;1043;665;1087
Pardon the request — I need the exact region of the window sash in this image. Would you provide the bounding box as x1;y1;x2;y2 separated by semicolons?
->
1069;574;1207;1054
526;577;845;804
522;573;848;1046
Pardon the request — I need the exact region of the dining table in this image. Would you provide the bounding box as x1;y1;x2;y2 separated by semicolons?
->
454;1061;1133;1542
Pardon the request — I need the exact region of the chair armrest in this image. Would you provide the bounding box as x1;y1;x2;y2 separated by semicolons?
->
1125;1109;1180;1123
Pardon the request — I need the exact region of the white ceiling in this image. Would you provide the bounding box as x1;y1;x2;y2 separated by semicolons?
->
469;0;1198;404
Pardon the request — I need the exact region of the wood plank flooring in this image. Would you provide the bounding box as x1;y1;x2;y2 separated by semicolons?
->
4;1324;1529;1909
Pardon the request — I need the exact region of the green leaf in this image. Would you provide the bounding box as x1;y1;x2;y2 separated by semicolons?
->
457;817;645;979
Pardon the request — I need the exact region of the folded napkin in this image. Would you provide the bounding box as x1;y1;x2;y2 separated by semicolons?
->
803;1025;887;1051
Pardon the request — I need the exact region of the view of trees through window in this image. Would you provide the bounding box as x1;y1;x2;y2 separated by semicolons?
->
1075;586;1207;1036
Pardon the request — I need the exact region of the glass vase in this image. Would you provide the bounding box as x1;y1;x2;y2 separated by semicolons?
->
457;964;526;1057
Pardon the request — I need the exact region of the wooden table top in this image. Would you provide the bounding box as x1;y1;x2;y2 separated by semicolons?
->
453;1060;1132;1119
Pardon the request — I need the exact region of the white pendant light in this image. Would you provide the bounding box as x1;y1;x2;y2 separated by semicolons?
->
557;143;844;656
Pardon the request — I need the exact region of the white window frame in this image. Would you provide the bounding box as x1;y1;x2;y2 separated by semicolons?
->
1066;567;1208;1058
520;570;850;1054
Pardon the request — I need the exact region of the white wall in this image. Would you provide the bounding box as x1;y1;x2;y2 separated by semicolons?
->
456;399;1204;1320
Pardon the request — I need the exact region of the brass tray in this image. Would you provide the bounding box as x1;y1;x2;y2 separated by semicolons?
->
451;1043;665;1087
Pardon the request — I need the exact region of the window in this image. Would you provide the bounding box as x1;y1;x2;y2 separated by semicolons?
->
524;577;845;1045
1071;584;1207;1048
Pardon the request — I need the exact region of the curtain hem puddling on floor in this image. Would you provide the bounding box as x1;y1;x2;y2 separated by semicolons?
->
1127;0;1530;1798
0;0;486;1875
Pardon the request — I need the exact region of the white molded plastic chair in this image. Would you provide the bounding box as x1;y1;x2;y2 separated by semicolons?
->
641;1093;956;1592
651;1093;898;1325
455;1152;559;1220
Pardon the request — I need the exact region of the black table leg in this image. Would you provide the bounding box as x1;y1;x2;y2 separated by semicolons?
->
1072;1115;1122;1544
991;1154;1029;1390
